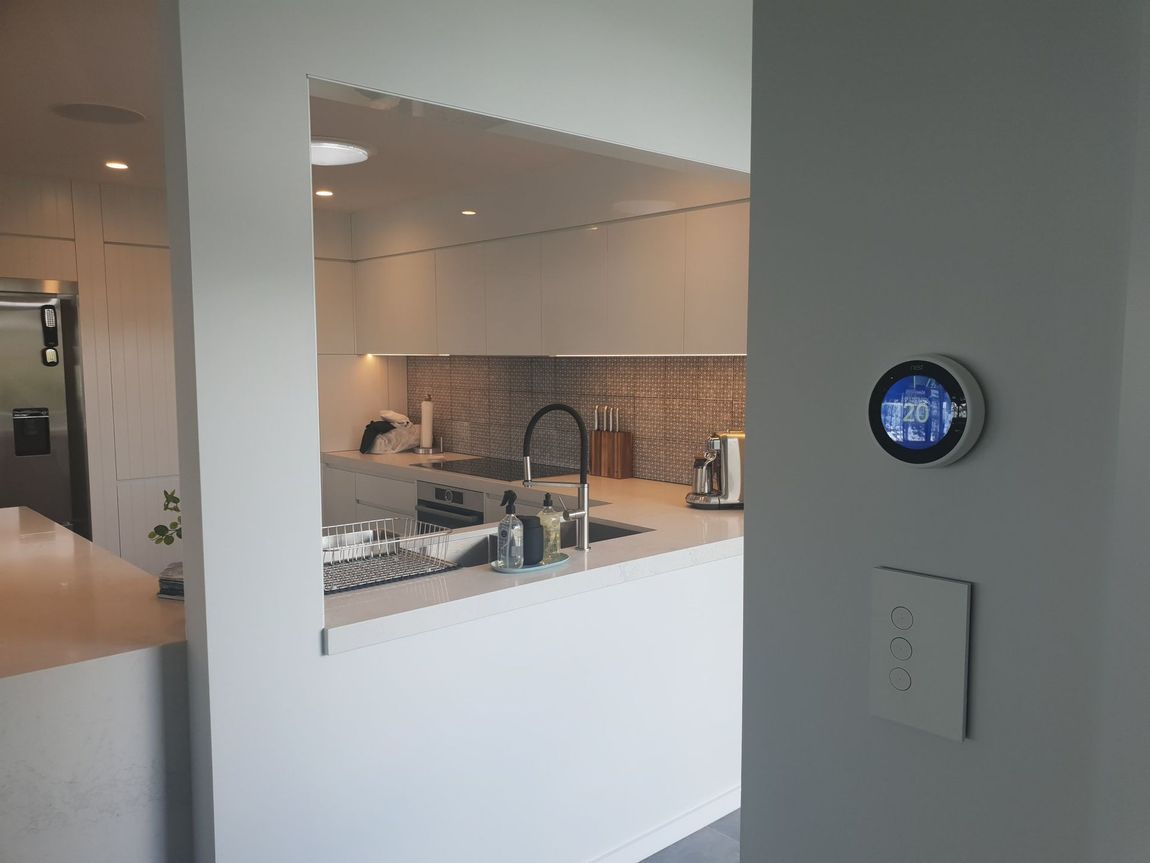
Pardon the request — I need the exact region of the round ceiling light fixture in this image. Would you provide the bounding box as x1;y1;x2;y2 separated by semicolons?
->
105;161;129;171
460;209;477;216
52;102;146;124
315;189;334;198
310;139;371;166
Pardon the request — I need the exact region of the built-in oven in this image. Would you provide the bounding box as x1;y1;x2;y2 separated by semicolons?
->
415;480;486;529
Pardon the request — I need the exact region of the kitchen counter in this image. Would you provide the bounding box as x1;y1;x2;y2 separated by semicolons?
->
0;507;186;678
321;451;744;653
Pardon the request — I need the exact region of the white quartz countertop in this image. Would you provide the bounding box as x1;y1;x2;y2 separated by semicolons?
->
0;507;186;678
321;451;744;653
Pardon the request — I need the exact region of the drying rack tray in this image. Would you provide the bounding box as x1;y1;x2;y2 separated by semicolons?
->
321;516;457;594
323;548;458;594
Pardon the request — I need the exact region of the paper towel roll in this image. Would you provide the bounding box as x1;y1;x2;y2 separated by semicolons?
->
420;396;434;449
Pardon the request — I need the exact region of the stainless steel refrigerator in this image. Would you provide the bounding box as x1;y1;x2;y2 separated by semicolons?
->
0;279;90;537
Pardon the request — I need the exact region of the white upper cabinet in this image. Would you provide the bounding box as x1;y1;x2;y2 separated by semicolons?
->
315;259;356;354
484;236;542;355
685;203;749;354
541;226;609;355
0;174;74;238
605;213;686;355
100;185;168;246
355;251;437;354
343;202;748;358
321;466;358;526
435;244;487;355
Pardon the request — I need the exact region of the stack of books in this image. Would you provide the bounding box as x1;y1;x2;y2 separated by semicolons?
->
157;561;184;601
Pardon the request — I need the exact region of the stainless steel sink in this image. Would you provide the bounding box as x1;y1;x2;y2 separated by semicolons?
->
562;519;651;546
438;520;651;569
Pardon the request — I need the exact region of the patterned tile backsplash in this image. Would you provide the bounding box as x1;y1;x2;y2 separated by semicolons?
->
407;356;746;485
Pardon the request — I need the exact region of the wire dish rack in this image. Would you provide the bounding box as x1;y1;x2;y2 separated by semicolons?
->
321;517;457;594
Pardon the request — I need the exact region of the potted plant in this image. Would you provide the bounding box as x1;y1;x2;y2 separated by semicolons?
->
149;490;184;599
148;489;182;545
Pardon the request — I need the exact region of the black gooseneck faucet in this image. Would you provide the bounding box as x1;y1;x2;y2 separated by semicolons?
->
522;403;590;551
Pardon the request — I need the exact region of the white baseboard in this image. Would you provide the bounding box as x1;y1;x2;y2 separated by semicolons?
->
589;787;741;863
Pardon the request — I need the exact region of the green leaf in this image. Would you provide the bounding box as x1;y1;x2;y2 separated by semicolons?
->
170;521;179;530
148;531;156;539
163;535;174;545
153;525;168;536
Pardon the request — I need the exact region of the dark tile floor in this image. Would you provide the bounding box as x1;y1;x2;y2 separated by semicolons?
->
641;809;740;862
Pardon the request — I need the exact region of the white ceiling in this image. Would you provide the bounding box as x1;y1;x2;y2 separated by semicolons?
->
0;0;166;187
309;86;606;212
0;0;749;215
309;84;750;214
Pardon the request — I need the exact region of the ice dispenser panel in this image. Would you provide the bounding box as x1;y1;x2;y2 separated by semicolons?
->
13;408;51;456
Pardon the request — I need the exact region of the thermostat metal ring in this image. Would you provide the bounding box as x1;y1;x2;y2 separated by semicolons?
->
868;354;984;467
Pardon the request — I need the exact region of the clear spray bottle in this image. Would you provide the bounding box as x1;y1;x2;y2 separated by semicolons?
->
496;489;524;569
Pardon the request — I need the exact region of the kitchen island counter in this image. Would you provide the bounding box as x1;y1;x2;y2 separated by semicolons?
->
0;507;185;679
321;451;743;654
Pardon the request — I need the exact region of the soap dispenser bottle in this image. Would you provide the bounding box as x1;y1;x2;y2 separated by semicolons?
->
539;493;562;563
496;490;524;569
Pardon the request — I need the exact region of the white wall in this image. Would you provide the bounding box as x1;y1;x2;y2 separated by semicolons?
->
1091;9;1150;862
161;0;750;859
743;2;1145;862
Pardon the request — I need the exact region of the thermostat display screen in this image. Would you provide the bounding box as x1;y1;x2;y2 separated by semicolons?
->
880;375;954;449
869;355;984;467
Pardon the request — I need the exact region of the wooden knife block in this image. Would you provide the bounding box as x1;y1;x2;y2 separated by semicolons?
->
590;430;633;479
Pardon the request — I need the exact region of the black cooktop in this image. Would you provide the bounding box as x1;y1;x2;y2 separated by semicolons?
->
415;456;573;483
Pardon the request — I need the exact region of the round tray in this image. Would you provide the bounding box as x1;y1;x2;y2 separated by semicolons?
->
490;552;570;575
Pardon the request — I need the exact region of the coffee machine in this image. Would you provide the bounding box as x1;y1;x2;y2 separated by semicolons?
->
686;431;745;509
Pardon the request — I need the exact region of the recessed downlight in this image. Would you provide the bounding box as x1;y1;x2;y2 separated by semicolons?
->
460;209;477;216
310;139;370;166
104;161;129;171
315;189;334;198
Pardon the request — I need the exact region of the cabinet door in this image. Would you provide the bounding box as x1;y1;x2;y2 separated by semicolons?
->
354;473;416;516
484;236;542;355
355;251;437;354
315;259;355;354
355;501;411;524
436;244;486;355
541;227;609;355
605;213;685;355
321;467;358;526
685;203;749;354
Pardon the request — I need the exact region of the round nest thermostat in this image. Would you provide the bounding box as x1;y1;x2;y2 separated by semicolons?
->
868;355;985;467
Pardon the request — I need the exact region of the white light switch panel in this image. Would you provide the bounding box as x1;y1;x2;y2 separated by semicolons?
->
870;566;971;741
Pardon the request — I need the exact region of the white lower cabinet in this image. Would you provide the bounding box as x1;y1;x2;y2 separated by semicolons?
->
321;467;358;526
354;473;416;517
355;502;411;523
322;467;417;525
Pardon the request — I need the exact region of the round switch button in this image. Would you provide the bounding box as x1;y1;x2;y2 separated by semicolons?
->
890;637;913;661
889;667;912;691
891;606;914;630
